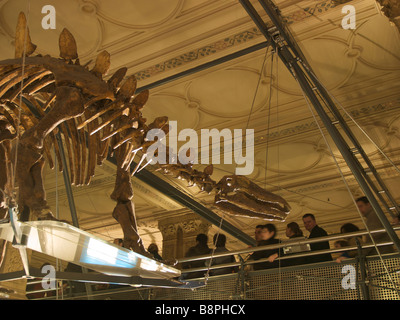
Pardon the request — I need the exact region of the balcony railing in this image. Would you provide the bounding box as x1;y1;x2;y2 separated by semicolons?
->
24;225;400;300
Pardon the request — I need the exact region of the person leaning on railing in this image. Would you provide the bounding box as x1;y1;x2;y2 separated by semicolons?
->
248;224;283;270
356;196;394;255
302;213;332;264
334;239;351;263
334;223;363;263
283;222;307;266
181;233;212;279
208;233;238;276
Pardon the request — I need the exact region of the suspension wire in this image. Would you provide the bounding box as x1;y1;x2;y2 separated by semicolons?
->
262;40;283;298
227;48;272;232
257;47;280;297
86;190;114;242
297;77;400;298
264;48;275;188
304;67;400;177
284;7;400;177
302;67;400;219
55;149;59;221
0;1;31;217
245;47;270;131
54;147;59;300
204;212;225;284
53;146;66;300
11;1;31;212
275;45;283;300
263;181;347;208
203;49;272;283
260;46;284;299
300;65;397;246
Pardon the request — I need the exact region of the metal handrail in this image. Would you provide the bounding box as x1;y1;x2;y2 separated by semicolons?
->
180;241;397;274
177;225;400;265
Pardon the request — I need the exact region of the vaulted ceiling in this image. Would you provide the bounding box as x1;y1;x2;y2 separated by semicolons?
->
1;0;399;256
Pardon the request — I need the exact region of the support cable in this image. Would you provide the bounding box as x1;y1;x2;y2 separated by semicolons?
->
264;48;275;188
275;43;283;301
204;47;271;283
11;1;31;211
245;47;270;131
53;147;64;300
298;83;400;298
300;64;400;217
204;212;225;285
240;0;400;253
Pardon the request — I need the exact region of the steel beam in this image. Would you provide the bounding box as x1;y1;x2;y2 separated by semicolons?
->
239;0;400;253
55;132;79;228
356;238;370;300
135;41;269;93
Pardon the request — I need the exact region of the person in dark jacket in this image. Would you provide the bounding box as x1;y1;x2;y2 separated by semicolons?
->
356;196;394;255
209;234;237;276
147;243;163;261
249;224;283;270
302;213;332;264
283;222;307;267
182;233;211;279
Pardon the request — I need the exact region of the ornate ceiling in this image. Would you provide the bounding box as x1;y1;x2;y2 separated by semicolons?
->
1;0;400;258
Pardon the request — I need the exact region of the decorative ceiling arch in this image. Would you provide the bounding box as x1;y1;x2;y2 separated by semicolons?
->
82;0;185;30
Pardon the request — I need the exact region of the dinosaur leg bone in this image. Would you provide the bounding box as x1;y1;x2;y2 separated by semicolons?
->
15;148;50;219
110;145;150;257
112;201;150;257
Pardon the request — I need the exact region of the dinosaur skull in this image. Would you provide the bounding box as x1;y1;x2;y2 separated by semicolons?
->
214;175;291;221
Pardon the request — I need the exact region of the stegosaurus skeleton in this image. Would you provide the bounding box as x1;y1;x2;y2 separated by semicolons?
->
0;13;290;258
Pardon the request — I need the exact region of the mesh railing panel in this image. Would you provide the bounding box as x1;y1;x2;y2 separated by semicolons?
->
245;262;360;300
145;254;400;300
152;274;242;300
29;254;400;300
367;255;400;300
